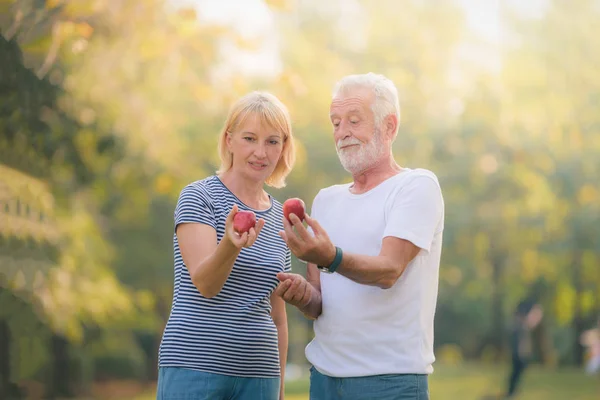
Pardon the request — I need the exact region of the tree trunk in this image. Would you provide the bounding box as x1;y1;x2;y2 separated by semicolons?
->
0;293;24;399
490;254;506;360
46;334;71;399
572;249;585;366
0;317;11;399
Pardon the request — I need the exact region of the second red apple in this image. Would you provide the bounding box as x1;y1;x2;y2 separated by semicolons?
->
283;198;306;223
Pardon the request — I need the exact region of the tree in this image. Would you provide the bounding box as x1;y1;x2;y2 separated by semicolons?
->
502;0;600;365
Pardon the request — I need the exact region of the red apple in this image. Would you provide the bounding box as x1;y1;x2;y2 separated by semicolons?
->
283;198;306;223
233;210;256;234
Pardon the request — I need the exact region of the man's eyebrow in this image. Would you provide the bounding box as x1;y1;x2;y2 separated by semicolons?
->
330;109;363;118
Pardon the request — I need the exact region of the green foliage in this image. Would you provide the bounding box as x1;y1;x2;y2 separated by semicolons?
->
88;332;148;381
1;0;599;397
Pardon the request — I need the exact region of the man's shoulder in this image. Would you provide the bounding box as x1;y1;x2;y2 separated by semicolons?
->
403;168;439;182
397;168;441;191
315;182;351;199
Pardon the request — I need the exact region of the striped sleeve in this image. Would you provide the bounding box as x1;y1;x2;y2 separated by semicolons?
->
284;249;292;272
174;184;217;230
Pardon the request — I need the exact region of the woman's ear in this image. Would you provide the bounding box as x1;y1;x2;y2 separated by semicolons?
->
226;132;233;151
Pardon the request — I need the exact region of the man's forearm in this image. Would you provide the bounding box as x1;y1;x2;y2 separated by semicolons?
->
337;253;405;289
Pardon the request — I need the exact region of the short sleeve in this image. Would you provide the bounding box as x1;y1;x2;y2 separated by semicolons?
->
310;190;323;220
174;184;217;231
306;190;324;236
383;175;444;252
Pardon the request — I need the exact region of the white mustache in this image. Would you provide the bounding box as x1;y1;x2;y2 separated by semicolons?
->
336;138;361;150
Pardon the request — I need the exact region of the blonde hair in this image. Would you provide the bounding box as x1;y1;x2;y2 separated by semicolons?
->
217;91;296;188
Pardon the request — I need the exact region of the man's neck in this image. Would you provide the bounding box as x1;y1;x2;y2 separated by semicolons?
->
350;155;403;194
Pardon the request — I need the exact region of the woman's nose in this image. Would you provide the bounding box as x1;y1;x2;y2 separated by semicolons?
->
254;143;267;158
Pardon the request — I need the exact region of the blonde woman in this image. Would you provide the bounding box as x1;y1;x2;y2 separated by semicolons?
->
157;92;296;400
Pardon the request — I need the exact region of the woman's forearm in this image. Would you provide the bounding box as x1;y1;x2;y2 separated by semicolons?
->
190;237;240;298
300;286;322;320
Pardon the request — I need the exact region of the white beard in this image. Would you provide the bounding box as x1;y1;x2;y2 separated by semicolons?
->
336;130;386;174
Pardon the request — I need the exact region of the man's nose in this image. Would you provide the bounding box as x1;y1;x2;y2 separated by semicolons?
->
334;122;352;142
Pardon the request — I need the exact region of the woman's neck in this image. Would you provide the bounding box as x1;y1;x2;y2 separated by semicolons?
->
219;171;270;210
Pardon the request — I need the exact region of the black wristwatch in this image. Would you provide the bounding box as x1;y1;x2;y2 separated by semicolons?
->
317;246;343;274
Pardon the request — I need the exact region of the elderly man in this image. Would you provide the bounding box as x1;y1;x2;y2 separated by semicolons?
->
275;73;444;400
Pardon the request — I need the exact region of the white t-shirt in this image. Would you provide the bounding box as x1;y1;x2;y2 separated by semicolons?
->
305;168;444;377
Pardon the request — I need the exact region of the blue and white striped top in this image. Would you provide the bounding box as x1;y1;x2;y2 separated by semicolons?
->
158;175;291;378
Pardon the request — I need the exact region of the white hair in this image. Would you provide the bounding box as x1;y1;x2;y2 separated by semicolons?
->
332;72;401;137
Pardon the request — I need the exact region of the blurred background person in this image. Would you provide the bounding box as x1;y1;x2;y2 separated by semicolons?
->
580;315;600;376
504;295;544;399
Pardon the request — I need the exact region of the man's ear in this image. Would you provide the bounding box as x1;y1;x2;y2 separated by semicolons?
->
384;114;398;140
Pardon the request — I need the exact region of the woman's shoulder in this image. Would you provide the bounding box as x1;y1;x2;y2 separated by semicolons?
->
266;192;289;215
269;194;283;208
184;175;218;190
178;176;223;203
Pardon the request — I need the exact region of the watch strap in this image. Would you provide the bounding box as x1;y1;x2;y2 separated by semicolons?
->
318;246;342;273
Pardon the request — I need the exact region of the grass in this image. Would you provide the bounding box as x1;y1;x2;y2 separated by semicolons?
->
428;363;599;400
284;363;599;400
110;363;600;400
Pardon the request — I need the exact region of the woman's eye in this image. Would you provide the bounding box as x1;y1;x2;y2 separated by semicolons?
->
244;137;255;142
269;140;280;145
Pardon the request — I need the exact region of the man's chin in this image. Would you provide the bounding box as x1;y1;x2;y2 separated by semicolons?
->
340;161;363;175
340;157;381;175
